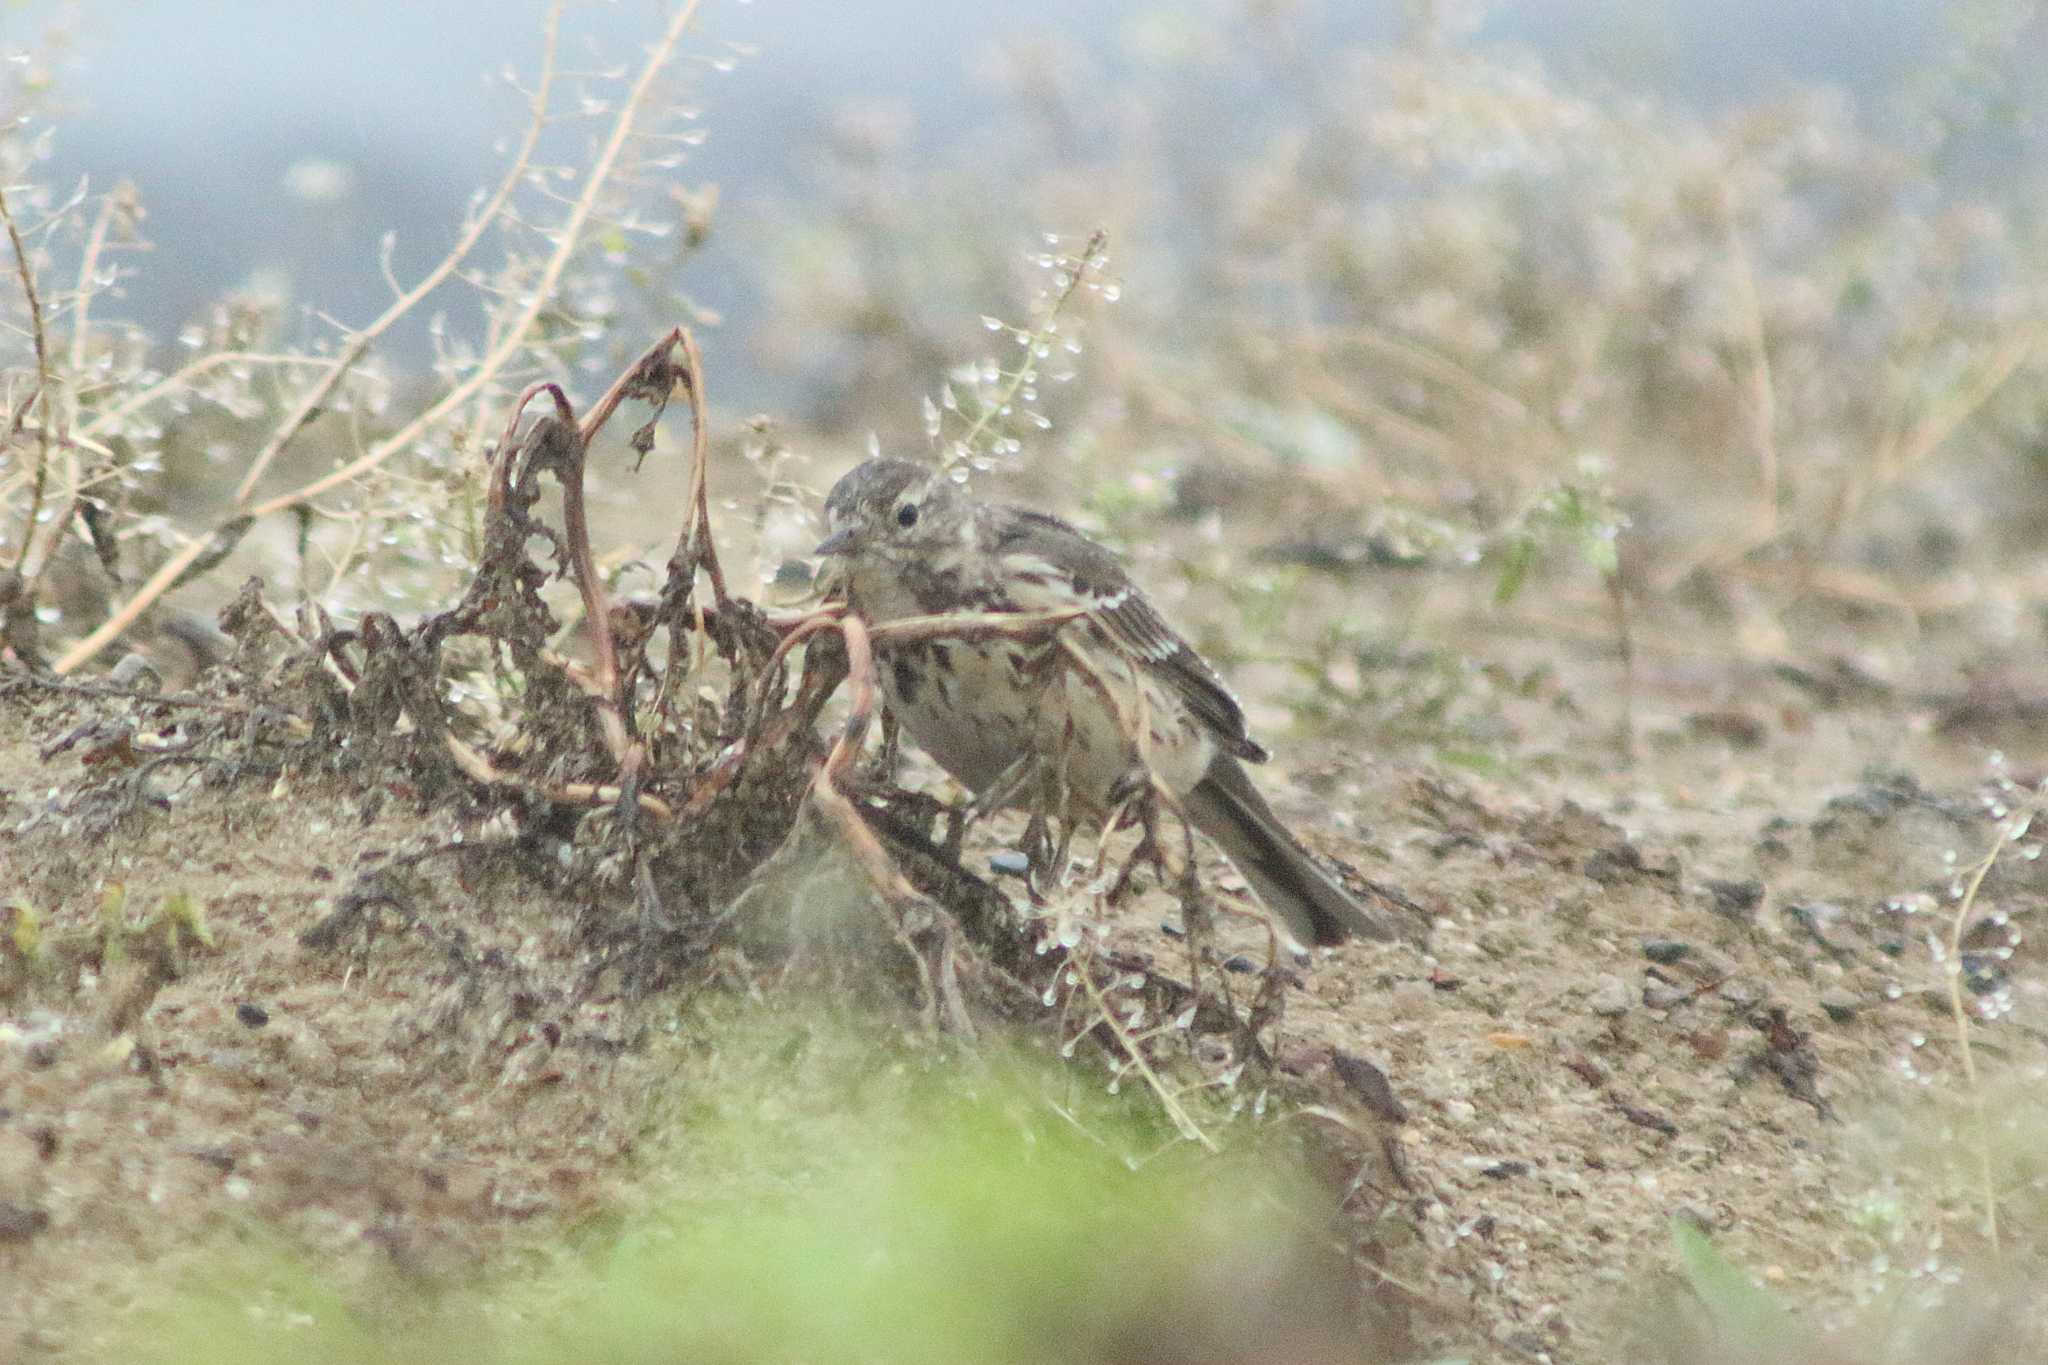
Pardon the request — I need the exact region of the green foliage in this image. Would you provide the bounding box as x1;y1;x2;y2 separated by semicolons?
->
5;901;42;961
103;1009;1353;1365
1491;471;1627;608
1670;1216;1807;1355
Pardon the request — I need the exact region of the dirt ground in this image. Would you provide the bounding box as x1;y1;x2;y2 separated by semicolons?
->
3;484;2045;1363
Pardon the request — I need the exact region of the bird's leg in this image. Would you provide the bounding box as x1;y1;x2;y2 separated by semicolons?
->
942;751;1042;860
1046;808;1078;891
1020;809;1055;903
1168;797;1217;1001
856;707;903;790
1106;779;1167;907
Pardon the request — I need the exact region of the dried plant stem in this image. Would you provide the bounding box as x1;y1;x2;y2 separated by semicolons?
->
951;228;1106;461
1073;945;1218;1152
807;611;929;909
1946;820;2016;1258
55;0;702;675
73;352;339;443
18;187;129;588
1725;216;1780;534
1315;322;1535;431
673;327;729;605
231;3;564;504
1;180;54;574
1820;320;2044;567
443;733;673;821
64;185;125;378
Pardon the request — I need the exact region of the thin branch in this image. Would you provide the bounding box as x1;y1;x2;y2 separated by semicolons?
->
675;326;729;603
1;180;54;573
1819;319;2044;568
443;732;673;821
1945;814;2023;1259
75;351;340;442
230;0;566;504
1725;215;1780;532
55;0;704;675
66;184;125;377
246;0;699;519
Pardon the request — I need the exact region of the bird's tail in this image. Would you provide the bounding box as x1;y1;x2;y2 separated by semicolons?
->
1183;755;1400;951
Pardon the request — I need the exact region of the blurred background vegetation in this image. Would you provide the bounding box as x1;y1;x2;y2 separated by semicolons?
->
6;1;2048;1360
5;0;2046;737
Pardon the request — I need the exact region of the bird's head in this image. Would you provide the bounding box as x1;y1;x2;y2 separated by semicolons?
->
815;457;971;563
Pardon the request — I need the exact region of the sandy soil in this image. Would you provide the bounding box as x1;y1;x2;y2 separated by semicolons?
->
3;528;2044;1362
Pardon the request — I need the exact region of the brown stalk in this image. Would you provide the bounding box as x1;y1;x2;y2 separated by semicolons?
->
805;612;924;907
1;180;54;575
443;733;673;822
14;186;131;588
672;325;729;606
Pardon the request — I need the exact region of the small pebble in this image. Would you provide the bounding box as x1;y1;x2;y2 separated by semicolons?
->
1388;979;1436;1015
1685;945;1738;979
1588;974;1632;1017
1818;989;1861;1023
1703;878;1763;918
987;850;1030;878
1221;955;1258;975
0;1200;49;1243
1642;982;1689;1010
1718;977;1767;1011
1960;953;2007;996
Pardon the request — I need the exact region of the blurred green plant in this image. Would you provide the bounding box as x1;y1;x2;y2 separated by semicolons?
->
1488;464;1627;609
106;1007;1364;1365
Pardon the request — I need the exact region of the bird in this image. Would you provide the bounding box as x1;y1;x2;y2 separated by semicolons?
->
814;457;1398;952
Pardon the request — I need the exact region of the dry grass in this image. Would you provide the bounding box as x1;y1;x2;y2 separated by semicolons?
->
6;2;2048;1361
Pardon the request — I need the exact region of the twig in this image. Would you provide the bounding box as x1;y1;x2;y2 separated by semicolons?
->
1;180;54;574
73;351;341;443
66;184;126;379
950;228;1106;463
1074;944;1219;1152
870;605;1087;645
230;1;565;504
443;732;672;821
674;326;729;605
55;0;704;675
1815;320;2044;572
1945;813;2024;1258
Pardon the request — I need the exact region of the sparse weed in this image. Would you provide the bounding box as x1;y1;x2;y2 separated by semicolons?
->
5;2;2048;1362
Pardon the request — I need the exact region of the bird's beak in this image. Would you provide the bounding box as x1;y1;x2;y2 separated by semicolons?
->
814;526;856;557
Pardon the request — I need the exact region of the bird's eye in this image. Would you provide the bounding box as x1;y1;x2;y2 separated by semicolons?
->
896;502;919;528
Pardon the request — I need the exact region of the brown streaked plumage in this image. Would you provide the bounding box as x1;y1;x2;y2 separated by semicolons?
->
816;457;1398;950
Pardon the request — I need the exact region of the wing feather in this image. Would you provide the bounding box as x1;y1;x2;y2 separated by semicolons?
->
988;506;1269;762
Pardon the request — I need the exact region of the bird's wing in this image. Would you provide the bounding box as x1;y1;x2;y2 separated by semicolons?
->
989;506;1268;761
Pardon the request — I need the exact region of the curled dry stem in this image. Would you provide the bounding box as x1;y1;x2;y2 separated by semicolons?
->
442;732;674;822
